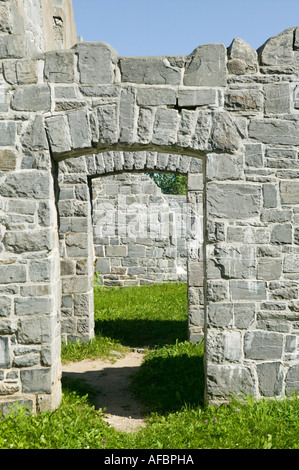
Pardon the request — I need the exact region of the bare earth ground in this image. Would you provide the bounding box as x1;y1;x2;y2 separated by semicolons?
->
62;351;147;433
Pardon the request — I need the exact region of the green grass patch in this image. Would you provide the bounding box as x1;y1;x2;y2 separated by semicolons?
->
2;283;299;449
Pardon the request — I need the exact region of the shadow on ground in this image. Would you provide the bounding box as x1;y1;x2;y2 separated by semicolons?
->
95;319;188;349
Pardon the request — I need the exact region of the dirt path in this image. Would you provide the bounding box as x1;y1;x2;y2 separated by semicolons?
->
62;351;147;433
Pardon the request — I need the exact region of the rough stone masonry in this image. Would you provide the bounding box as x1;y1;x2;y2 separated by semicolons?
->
1;0;299;414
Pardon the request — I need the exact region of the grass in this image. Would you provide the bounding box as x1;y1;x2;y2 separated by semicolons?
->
1;282;299;449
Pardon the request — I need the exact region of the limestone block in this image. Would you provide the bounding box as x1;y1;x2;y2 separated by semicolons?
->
0;2;12;33
0;34;27;59
137;107;155;144
230;280;267;300
270;224;292;244
67;109;91;150
207;303;233;328
234;303;256;329
177;109;198;149
44;50;75;83
97;104;119;146
283;254;299;273
120;57;182;85
77;42;118;84
249;119;299;146
244;143;263;168
0;265;27;284
119;87;137;144
3;59;37;85
285;365;299;395
0;150;17;171
213;245;256;279
257;362;283;397
244;331;284;360
15;298;53;316
258;27;295;66
257;258;282;280
227;37;258;74
262;183;277;208
209;112;240;153
0;297;12;318
207;183;261;219
0;337;10;368
45;115;72;154
264;83;291;114
178;88;218;108
207;331;242;363
224;89;263;112
3;229;53;253
137;87;176;106
11;85;51;112
206;154;243;181
280;181;299;204
0;170;51;199
184;44;227;87
0;122;16;146
22;116;49;151
20;369;52;393
152;108;179;146
206;365;256;399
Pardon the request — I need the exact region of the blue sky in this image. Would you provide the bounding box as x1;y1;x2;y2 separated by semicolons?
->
73;0;299;56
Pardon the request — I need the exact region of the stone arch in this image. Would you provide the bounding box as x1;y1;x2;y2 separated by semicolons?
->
58;150;204;344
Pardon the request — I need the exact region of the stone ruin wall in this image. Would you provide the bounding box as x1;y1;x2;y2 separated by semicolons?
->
92;170;187;287
1;0;299;413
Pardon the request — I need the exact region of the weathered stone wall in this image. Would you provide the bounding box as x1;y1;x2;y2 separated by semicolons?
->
0;0;299;412
92;171;187;287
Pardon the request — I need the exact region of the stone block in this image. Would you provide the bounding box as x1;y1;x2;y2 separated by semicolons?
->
0;150;17;171
0;265;27;284
244;143;263;168
12;85;51;112
227;38;258;74
21;369;52;394
230;280;267;300
206;154;243;181
257;258;282;280
45;115;72;154
178;88;218;108
0;337;10;368
137;87;176;106
206;364;256;399
263;183;278;208
207;303;233;328
120;57;182;85
207;331;242;363
257;362;283;396
184;44;227;87
207;183;261;219
4;229;53;253
209;112;240;154
152;108;179;146
97;104;119;146
0;121;16;147
15;298;53;316
285;365;299;395
3;59;38;85
65;233;91;257
44;51;75;83
280;181;299;205
119;87;137;144
270;224;292;245
264;83;291;114
283;254;299;273
258;27;294;66
18;317;54;345
244;331;284;360
67;109;91;150
22;115;49;151
77;42;118;84
249;119;299;146
95;258;110;275
0;34;27;59
106;245;127;257
213;245;256;279
225;89;263;112
234;303;256;329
